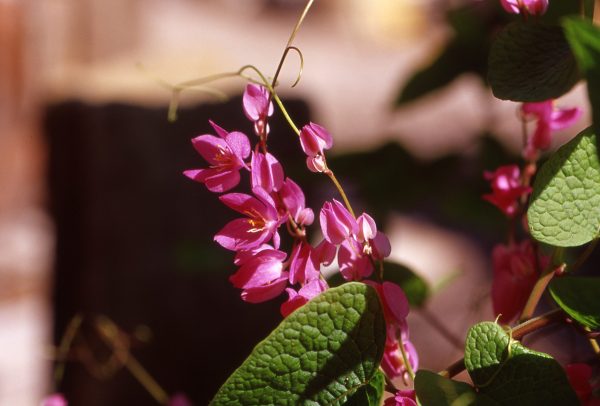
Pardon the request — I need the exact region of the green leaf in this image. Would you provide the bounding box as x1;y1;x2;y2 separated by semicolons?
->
563;17;600;137
549;277;600;330
210;282;386;405
414;370;477;406
344;370;385;406
465;322;578;405
528;127;600;247
488;22;580;101
383;262;430;308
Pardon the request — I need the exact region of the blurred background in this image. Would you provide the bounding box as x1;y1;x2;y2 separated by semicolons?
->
0;0;596;405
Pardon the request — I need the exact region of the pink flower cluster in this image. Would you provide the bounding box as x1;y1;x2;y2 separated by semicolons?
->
184;83;405;323
185;83;417;384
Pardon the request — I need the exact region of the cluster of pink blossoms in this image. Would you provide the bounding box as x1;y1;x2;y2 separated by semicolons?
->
185;83;418;382
482;99;580;323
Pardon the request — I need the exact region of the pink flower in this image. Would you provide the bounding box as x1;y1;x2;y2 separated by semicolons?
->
491;240;546;323
41;394;68;406
280;178;314;226
184;121;251;193
522;100;582;160
313;239;337;266
500;0;548;15
366;281;410;326
229;248;289;303
319;200;358;244
483;165;531;217
280;279;328;317
356;213;377;243
372;231;392;260
251;152;284;193
243;84;274;136
215;187;281;251
289;241;320;285
384;390;417;406
338;239;374;281
299;123;333;172
565;363;600;405
381;335;419;380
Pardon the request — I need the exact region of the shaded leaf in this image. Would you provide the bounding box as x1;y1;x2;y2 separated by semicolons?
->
414;370;477;406
344;369;385;406
210;282;386;405
528;127;600;247
465;322;578;405
563;17;600;137
488;22;579;101
549;276;600;330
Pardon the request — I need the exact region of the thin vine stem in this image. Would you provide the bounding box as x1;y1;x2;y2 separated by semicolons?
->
54;313;83;386
399;339;416;382
325;169;356;217
95;317;169;405
519;247;564;321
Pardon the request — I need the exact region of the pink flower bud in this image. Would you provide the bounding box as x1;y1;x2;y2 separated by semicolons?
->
229;248;289;303
299;122;333;157
356;213;377;242
306;155;327;173
319;200;358;244
243;84;274;136
251;152;284;193
280;178;314;226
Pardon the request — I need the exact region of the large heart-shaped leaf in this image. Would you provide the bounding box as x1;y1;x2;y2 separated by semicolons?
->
210;282;386;405
550;277;600;330
563;17;600;138
344;370;385;406
414;370;477;406
528;127;600;247
465;322;578;405
488;22;579;102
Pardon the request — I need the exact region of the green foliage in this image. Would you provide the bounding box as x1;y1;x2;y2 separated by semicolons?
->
382;262;430;308
464;322;578;405
393;1;578;106
488;22;579;102
528;127;600;247
550;276;600;330
396;2;505;105
414;370;477;406
563;17;600;137
344;370;385;406
210;282;386;405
